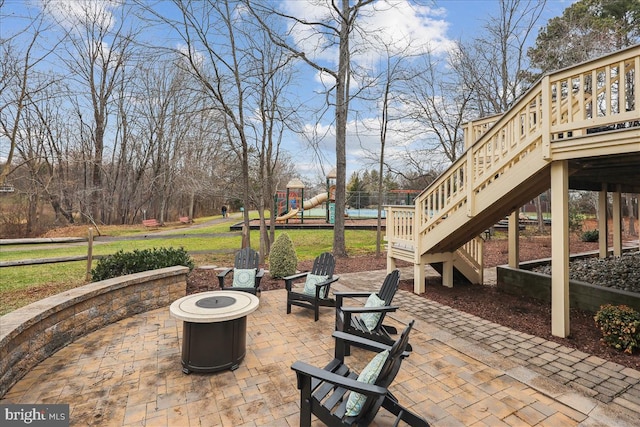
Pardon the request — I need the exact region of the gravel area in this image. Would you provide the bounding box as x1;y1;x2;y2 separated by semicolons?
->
532;251;640;293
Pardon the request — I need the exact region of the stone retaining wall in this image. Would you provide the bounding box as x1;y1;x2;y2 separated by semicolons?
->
497;266;640;313
0;266;189;398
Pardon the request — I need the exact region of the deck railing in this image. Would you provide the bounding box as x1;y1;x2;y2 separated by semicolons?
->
386;45;639;266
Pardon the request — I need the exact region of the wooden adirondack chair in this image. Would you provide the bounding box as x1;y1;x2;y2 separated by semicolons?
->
217;247;264;296
334;269;408;356
284;252;339;321
291;320;430;427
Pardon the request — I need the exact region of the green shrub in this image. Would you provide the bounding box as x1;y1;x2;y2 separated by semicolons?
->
581;229;599;242
91;247;195;281
594;304;640;354
269;233;298;278
568;209;585;233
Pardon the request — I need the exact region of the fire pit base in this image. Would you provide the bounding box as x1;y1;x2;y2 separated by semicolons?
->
170;290;260;374
181;316;246;373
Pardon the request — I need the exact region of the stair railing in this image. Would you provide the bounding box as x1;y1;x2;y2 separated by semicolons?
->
385;45;639;265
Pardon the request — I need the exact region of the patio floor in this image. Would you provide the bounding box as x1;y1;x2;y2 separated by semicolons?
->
2;268;640;426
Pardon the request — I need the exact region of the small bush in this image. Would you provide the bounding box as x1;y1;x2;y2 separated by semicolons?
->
568;210;585;233
581;229;599;242
91;247;195;281
594;304;640;354
269;233;297;278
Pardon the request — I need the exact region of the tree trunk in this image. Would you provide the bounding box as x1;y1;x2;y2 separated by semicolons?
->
627;193;637;235
536;195;544;232
26;193;37;236
332;0;350;258
241;143;251;248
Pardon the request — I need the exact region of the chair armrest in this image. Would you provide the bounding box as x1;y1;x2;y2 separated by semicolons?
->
291;361;387;396
313;276;339;298
256;268;265;278
217;268;233;288
315;276;339;287
333;291;372;298
332;330;410;358
283;271;309;291
283;271;309;281
335;290;373;307
339;305;399;314
332;330;393;352
217;268;233;278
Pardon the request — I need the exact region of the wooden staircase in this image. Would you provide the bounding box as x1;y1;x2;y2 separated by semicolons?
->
386;45;640;293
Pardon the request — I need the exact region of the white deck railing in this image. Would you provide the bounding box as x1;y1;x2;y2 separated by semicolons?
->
386;45;640;271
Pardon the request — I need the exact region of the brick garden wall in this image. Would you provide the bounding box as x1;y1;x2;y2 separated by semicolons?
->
0;266;189;398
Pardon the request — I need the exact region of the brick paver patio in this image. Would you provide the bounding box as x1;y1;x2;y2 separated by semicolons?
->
2;268;639;426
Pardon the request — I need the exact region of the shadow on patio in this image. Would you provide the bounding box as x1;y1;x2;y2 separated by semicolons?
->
2;269;640;426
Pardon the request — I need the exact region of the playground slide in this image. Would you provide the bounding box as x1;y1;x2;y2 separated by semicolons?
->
276;208;299;222
275;192;329;221
303;192;329;209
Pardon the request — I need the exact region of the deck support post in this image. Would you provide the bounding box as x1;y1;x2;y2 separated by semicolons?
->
598;184;608;258
387;254;396;274
551;161;570;338
508;211;520;268
613;185;622;256
442;253;454;288
413;259;425;294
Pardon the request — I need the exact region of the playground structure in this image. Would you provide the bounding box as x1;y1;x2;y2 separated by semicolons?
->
274;168;422;224
274;174;336;224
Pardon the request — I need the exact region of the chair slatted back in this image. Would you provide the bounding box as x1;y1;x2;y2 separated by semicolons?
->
377;269;400;305
311;253;335;277
354;320;415;425
311;252;335;299
235;247;260;270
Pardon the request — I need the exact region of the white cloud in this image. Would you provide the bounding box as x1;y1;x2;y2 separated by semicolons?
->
359;1;453;55
39;0;119;32
281;0;454;68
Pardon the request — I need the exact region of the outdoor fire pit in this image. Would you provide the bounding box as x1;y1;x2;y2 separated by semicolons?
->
170;290;259;374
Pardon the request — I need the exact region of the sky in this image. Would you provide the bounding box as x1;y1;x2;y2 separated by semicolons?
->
0;0;575;188
276;0;574;183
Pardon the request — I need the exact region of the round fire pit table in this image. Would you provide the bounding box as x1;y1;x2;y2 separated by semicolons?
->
170;290;259;374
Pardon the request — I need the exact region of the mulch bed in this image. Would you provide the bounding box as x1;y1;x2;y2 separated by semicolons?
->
187;232;640;370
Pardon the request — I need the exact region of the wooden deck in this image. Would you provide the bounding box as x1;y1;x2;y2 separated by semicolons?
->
385;45;640;338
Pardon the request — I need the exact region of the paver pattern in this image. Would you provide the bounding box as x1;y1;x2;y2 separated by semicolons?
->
2;268;639;426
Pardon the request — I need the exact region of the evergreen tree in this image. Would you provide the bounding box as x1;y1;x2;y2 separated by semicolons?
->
347;172;369;209
527;0;640;79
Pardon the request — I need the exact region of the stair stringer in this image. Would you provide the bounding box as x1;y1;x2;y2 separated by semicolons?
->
417;141;550;259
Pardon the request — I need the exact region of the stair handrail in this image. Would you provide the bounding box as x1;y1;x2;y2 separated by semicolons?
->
413;44;639;244
415;83;544;237
385;45;639;265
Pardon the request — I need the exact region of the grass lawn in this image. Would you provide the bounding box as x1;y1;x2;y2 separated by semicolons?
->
0;215;380;314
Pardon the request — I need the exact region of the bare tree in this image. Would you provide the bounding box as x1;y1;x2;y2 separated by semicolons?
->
177;98;234;222
142;0;254;246
241;18;299;259
249;0;375;257
140;0;299;251
0;10;61;186
52;1;138;224
403;50;473;164
360;42;415;256
457;0;547;115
